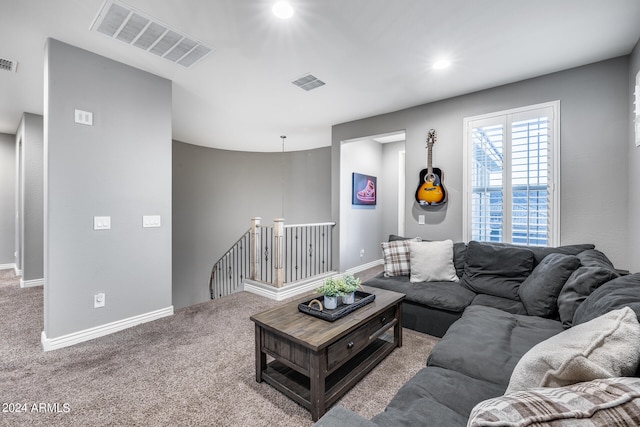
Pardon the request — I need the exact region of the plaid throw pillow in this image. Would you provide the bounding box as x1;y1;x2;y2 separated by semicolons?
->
381;240;413;277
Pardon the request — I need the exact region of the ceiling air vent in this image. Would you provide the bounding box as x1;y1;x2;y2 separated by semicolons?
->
292;74;325;91
0;58;17;72
90;0;213;68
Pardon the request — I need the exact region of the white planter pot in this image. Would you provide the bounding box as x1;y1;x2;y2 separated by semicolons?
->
324;296;338;309
342;292;355;304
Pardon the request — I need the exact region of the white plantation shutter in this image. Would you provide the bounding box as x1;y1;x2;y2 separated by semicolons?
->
464;102;559;246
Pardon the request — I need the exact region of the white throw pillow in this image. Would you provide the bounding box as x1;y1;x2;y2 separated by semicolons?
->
506;307;640;394
408;240;459;283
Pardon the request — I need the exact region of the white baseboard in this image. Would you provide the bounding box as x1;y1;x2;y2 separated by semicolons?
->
14;266;22;276
243;260;383;301
0;263;16;271
345;259;383;276
41;306;174;351
244;272;337;301
20;277;44;288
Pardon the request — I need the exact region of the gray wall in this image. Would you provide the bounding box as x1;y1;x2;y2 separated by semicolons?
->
16;113;44;281
0;133;15;266
333;57;631;271
44;39;172;339
628;40;640;273
172;141;331;309
381;141;405;241
339;139;384;270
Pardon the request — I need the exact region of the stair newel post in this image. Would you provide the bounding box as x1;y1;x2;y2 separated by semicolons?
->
250;217;261;281
273;218;285;288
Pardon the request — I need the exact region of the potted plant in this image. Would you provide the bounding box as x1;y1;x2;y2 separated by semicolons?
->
316;277;344;309
340;274;361;304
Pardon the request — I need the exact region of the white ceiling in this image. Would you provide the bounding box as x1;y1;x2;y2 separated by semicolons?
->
1;0;639;152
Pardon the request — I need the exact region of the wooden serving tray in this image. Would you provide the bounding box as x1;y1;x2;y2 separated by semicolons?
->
297;291;376;322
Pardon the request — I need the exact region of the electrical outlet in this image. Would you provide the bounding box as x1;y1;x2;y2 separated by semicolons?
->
94;293;105;308
360;249;365;258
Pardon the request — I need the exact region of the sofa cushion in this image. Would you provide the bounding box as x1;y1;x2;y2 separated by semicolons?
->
460;241;535;300
573;273;640;326
577;248;616;270
380;239;414;277
526;243;595;265
506;307;640;393
313;406;377;427
427;305;564;386
409;240;459;283
557;266;620;328
388;234;417;242
364;274;475;313
518;253;580;318
453;242;467;278
470;294;527;315
469;242;594;266
469;377;640;427
371;367;504;427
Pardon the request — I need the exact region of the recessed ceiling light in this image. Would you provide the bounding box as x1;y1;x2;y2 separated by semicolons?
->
272;1;294;19
433;59;451;70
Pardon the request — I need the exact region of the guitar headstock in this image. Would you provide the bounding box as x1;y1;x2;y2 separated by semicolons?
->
426;129;437;147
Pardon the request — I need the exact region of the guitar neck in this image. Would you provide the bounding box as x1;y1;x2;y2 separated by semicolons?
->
427;143;433;174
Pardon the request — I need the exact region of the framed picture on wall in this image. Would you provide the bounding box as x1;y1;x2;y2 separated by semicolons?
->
352;172;377;205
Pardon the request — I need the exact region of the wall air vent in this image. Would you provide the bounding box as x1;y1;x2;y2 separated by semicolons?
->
90;0;213;68
0;58;17;72
292;74;326;91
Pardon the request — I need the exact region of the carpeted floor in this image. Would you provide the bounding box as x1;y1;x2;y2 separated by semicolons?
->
0;268;438;426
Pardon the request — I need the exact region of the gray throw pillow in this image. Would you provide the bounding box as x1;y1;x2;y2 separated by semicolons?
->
461;241;534;300
558;266;620;327
577;249;616;270
573;273;640;326
518;253;580;318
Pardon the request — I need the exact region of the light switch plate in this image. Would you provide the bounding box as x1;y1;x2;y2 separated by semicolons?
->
143;215;161;228
94;292;105;308
94;216;111;230
418;215;425;225
75;109;93;126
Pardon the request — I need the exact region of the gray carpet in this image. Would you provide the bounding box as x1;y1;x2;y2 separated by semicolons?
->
0;268;438;426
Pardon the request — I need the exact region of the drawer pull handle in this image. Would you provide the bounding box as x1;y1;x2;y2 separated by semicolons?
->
347;341;354;349
381;317;387;324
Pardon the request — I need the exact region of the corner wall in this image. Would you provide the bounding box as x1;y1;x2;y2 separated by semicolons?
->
15;113;44;285
44;39;173;348
628;39;640;273
0;133;15;267
172;141;331;309
333;57;630;270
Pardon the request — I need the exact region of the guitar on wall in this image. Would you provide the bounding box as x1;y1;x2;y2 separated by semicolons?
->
415;129;447;206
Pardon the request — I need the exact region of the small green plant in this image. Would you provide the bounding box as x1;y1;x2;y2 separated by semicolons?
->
340;274;361;294
316;277;344;297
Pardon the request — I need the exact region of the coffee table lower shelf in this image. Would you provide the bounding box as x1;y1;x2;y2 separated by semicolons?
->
261;338;396;415
251;286;405;421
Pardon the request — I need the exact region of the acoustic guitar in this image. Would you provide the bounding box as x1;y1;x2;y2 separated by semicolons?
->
415;129;447;205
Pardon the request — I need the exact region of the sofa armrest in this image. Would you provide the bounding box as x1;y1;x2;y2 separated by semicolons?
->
313;406;376;427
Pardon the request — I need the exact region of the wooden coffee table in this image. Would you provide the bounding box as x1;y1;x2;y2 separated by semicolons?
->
250;285;404;421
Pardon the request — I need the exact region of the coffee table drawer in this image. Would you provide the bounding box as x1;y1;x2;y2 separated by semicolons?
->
368;306;397;336
326;323;370;371
326;305;397;371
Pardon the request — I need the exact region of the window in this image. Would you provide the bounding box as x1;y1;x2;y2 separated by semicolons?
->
463;101;560;246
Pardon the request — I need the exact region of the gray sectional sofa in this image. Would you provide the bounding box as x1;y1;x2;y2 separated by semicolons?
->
314;239;640;426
